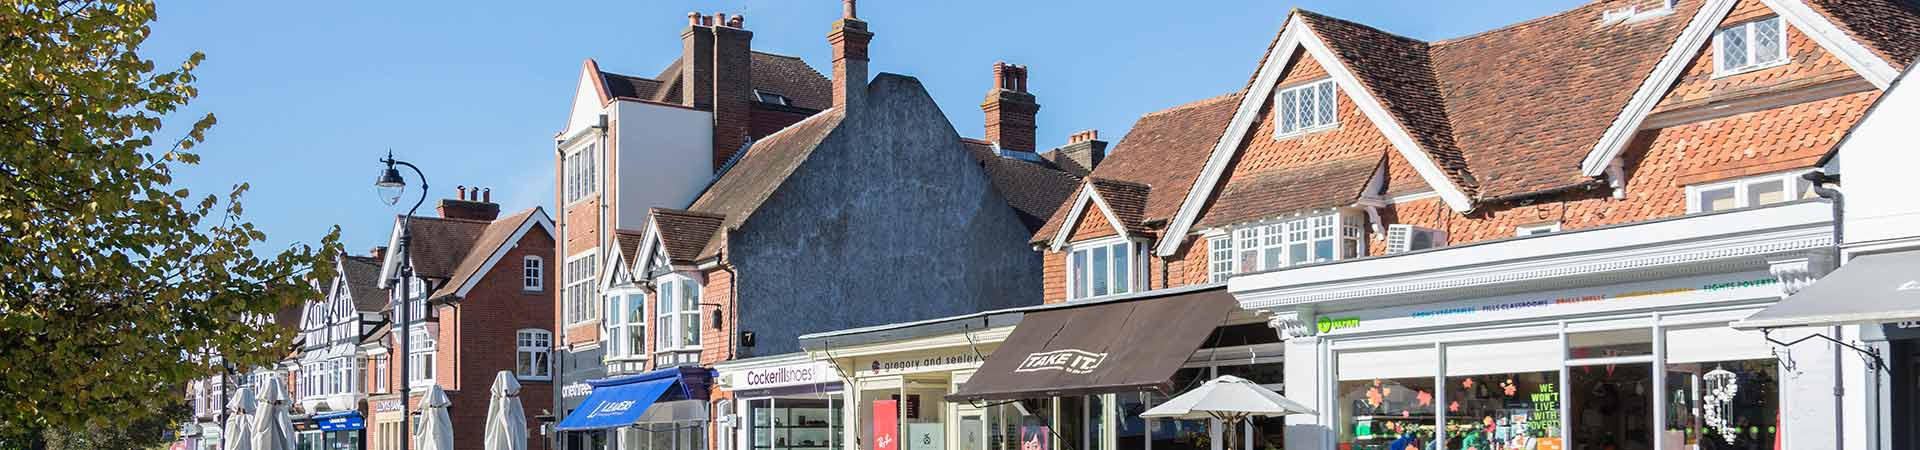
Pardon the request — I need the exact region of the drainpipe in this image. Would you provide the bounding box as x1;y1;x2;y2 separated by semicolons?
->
1803;170;1846;449
549;136;567;438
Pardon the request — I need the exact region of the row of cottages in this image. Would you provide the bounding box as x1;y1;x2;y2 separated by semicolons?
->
247;190;559;450
179;305;304;450
545;2;1089;450
955;1;1920;450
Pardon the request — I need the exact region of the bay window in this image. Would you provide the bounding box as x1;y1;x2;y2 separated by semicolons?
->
605;290;649;360
516;329;552;379
408;325;435;387
655;276;702;354
1067;239;1139;300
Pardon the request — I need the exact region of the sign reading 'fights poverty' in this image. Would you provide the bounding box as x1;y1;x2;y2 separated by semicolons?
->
1014;349;1107;374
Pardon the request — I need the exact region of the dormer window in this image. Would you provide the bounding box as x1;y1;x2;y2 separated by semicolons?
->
1686;170;1815;213
1715;17;1786;76
755;89;790;106
1067;238;1141;300
1275;79;1338;137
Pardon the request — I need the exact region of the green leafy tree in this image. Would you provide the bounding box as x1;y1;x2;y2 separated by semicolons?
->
0;0;342;444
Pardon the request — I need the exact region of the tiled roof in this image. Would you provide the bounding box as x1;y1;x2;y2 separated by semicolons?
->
961;140;1084;232
750;52;833;110
650;209;726;265
685;107;848;259
339;254;388;312
1805;0;1920;67
274;302;304;331
639;52;832;110
614;229;647;264
1197;156;1382;228
603;71;664;100
1087;178;1152;235
1425;0;1700;198
401;216;490;280
1299;11;1475;194
1030;94;1243;243
430;208;541;299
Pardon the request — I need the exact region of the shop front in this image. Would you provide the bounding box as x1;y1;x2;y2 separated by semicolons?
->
799;307;1024;450
1233;200;1838;450
944;286;1285;450
716;354;847;450
293;410;366;450
556;366;715;450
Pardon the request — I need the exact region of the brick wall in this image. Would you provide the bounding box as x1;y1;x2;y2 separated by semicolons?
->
439;222;557;450
700;268;736;364
1065;201;1118;242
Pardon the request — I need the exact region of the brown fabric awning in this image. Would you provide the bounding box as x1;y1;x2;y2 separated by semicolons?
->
948;286;1237;401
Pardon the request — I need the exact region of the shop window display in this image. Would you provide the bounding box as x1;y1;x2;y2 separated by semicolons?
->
750;398;843;450
1150;368;1211;450
1444;371;1561;450
1569;364;1652;450
1665;360;1778;450
1337;377;1439;450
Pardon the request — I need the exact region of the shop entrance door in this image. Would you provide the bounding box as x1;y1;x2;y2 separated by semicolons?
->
1893;338;1919;449
1567;364;1653;450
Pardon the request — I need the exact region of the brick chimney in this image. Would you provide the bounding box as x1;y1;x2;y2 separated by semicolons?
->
1046;129;1107;177
437;185;501;221
683;12;756;170
369;246;388;261
982;62;1039;152
828;0;872;112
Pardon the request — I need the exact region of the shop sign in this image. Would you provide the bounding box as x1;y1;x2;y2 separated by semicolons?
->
1407;278;1777;320
1014;349;1105;374
562;382;594;398
864;351;985;375
372;399;403;412
732;361;839;390
318;414;364;431
1316;317;1360;334
872;400;899;450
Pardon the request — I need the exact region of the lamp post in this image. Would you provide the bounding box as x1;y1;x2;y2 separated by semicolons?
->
375;151;427;450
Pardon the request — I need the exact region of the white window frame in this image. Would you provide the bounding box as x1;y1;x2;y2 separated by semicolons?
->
516;329;553;380
371;356;389;394
1713;16;1788;77
407;325;436;388
564;251;599;326
563;143;599;205
754;89;790;106
604;289;648;361
1516;221;1562;237
1685;170;1814;213
1211;211;1358;276
654;274;703;354
405;277;429;322
523;256;544;292
1273;79;1338;137
1066;238;1141;301
1207;235;1234;283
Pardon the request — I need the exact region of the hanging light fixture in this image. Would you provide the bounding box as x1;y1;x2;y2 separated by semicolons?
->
1703;366;1740;444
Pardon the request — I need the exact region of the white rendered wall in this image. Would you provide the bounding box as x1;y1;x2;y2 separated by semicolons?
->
1838;72;1920;247
613;100;713;229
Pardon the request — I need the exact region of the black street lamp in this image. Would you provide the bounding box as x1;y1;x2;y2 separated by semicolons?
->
376;151;427;450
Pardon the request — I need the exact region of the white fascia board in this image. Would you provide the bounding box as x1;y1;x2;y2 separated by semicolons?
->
451;209;557;298
637;214;663;276
1048;184;1130;252
1231;200;1833;309
1580;0;1896;176
1157;15;1474;256
376;216;404;288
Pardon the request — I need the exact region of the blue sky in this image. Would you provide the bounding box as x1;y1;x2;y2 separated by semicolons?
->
147;0;1587;253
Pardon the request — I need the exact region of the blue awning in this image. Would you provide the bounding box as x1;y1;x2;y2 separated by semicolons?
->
313;411;364;431
555;369;685;431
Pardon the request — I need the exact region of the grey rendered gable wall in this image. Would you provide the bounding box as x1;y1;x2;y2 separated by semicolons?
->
730;74;1044;357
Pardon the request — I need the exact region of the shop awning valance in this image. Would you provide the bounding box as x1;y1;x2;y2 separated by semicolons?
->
948;286;1236;402
554;369;685;431
1735;249;1920;329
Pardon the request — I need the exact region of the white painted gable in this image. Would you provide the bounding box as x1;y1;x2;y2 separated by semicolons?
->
1839;68;1920;246
564;61;610;140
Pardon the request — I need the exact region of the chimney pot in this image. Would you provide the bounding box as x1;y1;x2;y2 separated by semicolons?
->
729;15;745;28
369;246;389;261
982;61;1039;152
828;8;873;111
716;13;728;27
456;185;466;200
843;0;857;19
688;11;700;26
483;187;491;203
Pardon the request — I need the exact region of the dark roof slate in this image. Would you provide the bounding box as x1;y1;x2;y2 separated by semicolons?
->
339;255;388;312
430;208;540;299
650;209;726;265
1806;0;1920;67
961;140;1085;232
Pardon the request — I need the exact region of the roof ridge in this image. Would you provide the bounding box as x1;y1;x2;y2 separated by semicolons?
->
403;215;495;225
650;207;728;220
1431;0;1616;45
750;50;805;59
1295;9;1432;44
1140;92;1245;119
